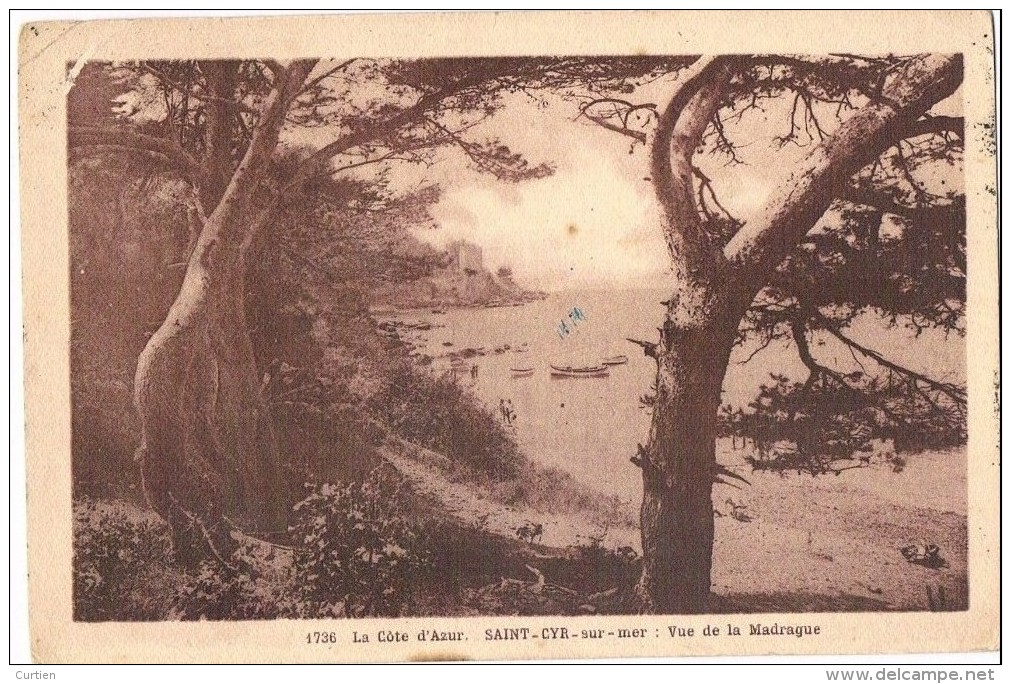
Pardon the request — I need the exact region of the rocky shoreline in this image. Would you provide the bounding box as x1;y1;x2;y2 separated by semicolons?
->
368;265;546;314
375;316;531;369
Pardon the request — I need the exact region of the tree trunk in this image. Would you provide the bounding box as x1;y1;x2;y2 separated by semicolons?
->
198;60;240;210
631;59;736;613
210;257;285;527
134;222;290;565
133;61;315;565
636;279;742;613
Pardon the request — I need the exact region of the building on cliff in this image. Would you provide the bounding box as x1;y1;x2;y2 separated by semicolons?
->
448;240;483;273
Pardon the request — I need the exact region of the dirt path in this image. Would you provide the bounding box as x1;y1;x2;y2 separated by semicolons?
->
383;443;640;551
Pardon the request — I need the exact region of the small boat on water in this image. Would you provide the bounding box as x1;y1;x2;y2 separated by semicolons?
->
550;364;609;378
510;366;535;377
601;354;629;366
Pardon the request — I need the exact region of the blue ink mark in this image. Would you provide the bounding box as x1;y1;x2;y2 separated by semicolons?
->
557;307;587;339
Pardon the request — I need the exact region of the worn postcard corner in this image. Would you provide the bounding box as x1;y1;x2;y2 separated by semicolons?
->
19;10;998;664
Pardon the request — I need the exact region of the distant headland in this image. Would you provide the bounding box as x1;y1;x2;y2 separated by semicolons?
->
369;239;546;312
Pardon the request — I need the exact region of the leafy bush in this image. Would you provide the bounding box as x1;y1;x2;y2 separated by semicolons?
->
289;472;428;618
170;542;289;620
73;498;177;621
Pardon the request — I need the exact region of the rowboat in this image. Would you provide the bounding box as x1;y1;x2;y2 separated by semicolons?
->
510;366;535;376
601;355;629;366
549;364;609;378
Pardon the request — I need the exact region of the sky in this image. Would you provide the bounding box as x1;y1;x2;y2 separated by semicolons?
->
388;88;790;291
402;88;796;291
421;102;671;291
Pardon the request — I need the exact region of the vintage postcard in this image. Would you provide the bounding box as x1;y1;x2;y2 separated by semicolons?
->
19;10;998;663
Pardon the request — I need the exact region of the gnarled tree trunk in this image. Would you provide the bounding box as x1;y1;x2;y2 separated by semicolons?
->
133;61;315;564
633;58;738;613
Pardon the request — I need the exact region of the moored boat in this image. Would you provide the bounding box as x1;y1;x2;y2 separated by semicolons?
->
601;354;629;366
510;366;535;376
549;364;609;378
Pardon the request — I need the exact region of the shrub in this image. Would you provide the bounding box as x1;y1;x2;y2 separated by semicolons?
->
370;362;523;477
289;472;428;618
73;498;177;621
170;542;288;620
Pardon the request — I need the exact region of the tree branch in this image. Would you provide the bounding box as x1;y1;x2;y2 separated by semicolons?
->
298;59;357;95
209;58;317;248
68;126;200;177
723;54;963;287
626;337;658;359
815;315;966;405
576;98;656;143
693;166;740;224
901;114;964;140
283;67;512;194
650;55;733;269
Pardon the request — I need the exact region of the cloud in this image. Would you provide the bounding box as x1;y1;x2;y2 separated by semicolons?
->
417;98;671;290
409;87;858;290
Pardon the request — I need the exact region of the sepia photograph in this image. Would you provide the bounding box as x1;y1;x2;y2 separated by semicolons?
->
18;10;998;664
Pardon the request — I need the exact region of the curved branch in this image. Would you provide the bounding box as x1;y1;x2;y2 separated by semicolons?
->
815;315;966;405
68;126;200;177
650;55;733;268
791;318;850;388
693;167;740;225
583;115;647;143
576;98;656;142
